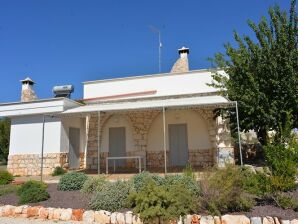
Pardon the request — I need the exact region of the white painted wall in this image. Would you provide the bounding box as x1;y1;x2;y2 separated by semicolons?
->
9;116;61;155
101;115;135;152
147;110;211;151
61;117;86;153
83;70;221;100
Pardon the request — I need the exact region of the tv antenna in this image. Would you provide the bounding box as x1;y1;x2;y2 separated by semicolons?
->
150;25;162;73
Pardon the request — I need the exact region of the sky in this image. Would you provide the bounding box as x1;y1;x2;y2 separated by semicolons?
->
0;0;292;102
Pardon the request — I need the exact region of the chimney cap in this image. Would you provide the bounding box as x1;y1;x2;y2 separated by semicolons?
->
20;77;35;85
178;46;189;55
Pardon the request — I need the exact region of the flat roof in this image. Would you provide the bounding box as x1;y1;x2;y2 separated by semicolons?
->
83;68;221;85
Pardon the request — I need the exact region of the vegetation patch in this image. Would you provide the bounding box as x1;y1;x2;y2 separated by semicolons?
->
0;171;14;185
57;172;88;191
17;180;49;204
51;166;66;176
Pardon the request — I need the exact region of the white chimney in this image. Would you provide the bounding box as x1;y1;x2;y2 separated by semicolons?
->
20;77;38;102
178;46;189;59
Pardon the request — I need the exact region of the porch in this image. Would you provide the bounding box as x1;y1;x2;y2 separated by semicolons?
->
62;95;236;174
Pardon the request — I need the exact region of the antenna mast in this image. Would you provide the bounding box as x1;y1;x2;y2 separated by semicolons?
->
150;26;162;73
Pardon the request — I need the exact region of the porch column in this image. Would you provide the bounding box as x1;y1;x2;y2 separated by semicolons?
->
40;115;46;181
162;107;167;174
235;101;243;166
97;111;101;175
83;114;91;169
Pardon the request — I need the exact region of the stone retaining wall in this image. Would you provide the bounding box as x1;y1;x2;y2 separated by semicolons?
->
7;153;68;176
0;205;296;224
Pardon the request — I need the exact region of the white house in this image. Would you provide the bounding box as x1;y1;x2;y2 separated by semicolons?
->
0;47;236;176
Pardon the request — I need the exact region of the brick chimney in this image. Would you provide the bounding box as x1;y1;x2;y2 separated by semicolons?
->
20;77;38;102
170;46;190;73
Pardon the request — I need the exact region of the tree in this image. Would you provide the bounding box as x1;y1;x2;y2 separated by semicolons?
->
0;118;10;162
209;0;298;145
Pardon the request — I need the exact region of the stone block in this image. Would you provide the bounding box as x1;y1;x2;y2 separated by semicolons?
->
38;207;49;219
291;220;298;224
83;210;95;223
250;217;262;224
53;208;62;220
94;210;111;223
27;206;40;218
200;215;214;224
221;215;250;224
72;209;84;221
3;205;15;217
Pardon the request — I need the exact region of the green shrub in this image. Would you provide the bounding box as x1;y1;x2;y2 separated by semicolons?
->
183;163;196;180
81;176;106;194
164;174;201;197
0;171;14;185
89;180;132;212
274;193;298;211
52;166;66;176
57;172;88;191
132;171;164;192
17;180;49;204
264;142;298;191
199;165;254;215
128;178;197;223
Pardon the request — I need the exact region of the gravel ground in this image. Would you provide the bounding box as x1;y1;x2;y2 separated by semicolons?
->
0;184;90;209
0;217;84;223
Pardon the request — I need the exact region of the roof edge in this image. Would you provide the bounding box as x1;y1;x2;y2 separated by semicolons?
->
83;68;223;85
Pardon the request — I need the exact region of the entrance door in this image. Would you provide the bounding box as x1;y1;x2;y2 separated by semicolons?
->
109;127;126;167
69;127;80;169
169;124;188;166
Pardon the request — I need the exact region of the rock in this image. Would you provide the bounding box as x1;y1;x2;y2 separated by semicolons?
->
117;212;125;224
214;216;221;224
221;215;250;224
274;217;281;224
94;210;111;223
26;206;41;218
250;217;262;224
3;205;15;217
183;214;193;224
291;220;298;224
111;212;117;224
0;206;4;217
125;211;133;224
132;215;143;224
83;210;95;223
200;215;214;224
191;214;201;224
244;164;256;173
38;207;49;219
47;208;55;220
53;208;62;220
72;209;84;221
60;208;72;221
281;221;290;224
263;216;275;224
14;206;26;216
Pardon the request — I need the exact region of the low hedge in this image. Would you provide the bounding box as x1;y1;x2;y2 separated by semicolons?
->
57;172;88;191
0;171;14;185
17;180;49;204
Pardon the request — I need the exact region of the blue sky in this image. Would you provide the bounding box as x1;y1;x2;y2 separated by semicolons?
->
0;0;291;102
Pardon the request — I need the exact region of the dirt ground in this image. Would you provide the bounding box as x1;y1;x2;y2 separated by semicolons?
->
0;183;297;219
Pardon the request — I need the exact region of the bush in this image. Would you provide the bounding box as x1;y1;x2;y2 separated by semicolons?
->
132;171;164;192
57;172;88;191
81;176;106;194
0;171;14;185
128;178;197;223
183;163;196;180
164;174;201;197
89;180;132;212
199;165;254;215
264;142;298;191
52;166;66;176
17;180;49;204
274;193;298;211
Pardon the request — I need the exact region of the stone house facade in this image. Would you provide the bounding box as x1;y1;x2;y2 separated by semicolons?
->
0;47;235;176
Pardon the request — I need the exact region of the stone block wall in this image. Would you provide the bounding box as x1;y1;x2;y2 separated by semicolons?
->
7;153;68;176
85;108;234;170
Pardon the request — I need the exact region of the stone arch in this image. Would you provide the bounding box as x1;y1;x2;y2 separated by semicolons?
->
100;114;135;153
147;109;212;152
